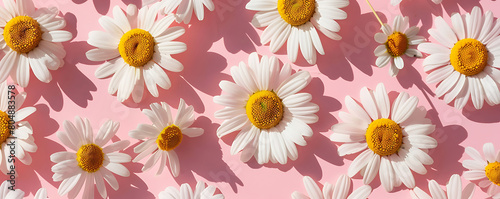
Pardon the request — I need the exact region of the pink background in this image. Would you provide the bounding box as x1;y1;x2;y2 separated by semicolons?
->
7;0;500;198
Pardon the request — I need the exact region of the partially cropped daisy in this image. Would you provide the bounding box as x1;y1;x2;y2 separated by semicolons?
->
246;0;348;64
374;16;424;76
158;181;224;199
129;99;203;177
331;83;437;192
0;0;72;87
462;143;500;198
0;181;24;199
87;4;186;103
411;174;475;199
51;117;131;199
0;81;36;173
418;6;500;110
157;0;214;24
214;52;319;164
391;0;441;6
291;175;372;199
34;188;48;199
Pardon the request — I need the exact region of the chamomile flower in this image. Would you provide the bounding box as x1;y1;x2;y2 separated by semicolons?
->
214;52;319;164
246;0;348;65
0;81;36;173
391;0;441;6
86;4;186;103
34;188;48;199
156;0;214;24
158;181;224;199
129;99;203;177
462;143;500;198
50;117;131;199
292;175;372;199
0;180;24;199
374;16;424;76
418;6;500;110
330;83;437;192
0;0;72;87
410;174;475;199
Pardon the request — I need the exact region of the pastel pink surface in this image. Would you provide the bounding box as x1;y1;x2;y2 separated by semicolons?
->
7;0;500;198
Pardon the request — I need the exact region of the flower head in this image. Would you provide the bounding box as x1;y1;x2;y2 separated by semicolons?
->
418;6;500;109
374;16;424;76
87;4;186;102
246;0;349;64
214;52;319;164
51;117;131;199
129;99;203;177
0;0;72;87
0;81;36;173
331;83;437;192
462;143;500;198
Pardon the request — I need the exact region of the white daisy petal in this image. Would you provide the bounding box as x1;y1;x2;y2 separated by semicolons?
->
483;143;496;163
347;149;372;177
303;176;322;199
347;185;372;199
363;153;381;185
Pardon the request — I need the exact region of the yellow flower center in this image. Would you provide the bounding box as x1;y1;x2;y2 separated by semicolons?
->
3;16;43;53
0;111;11;145
386;32;408;57
277;0;315;26
485;162;500;186
450;38;488;76
157;125;183;151
246;90;284;129
118;29;155;67
365;118;403;156
76;144;104;173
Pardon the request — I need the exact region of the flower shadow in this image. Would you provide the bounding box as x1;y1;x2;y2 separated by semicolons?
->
400;0;482;39
173;116;243;193
461;102;500;123
315;0;386;81
413;108;467;189
216;0;261;54
396;61;435;97
107;138;155;199
239;78;343;180
24;12;97;111
15;104;63;196
121;74;206;113
72;0;111;15
174;17;232;97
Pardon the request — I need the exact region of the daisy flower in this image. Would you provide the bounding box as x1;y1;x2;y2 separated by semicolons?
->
246;0;348;65
0;180;24;199
418;6;500;110
391;0;441;6
86;4;186;103
158;181;224;199
129;99;203;177
462;143;500;198
0;0;72;87
34;188;48;199
156;0;214;24
214;52;319;164
374;15;424;76
0;81;36;173
291;175;372;199
330;83;438;192
50;117;131;199
410;174;475;199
